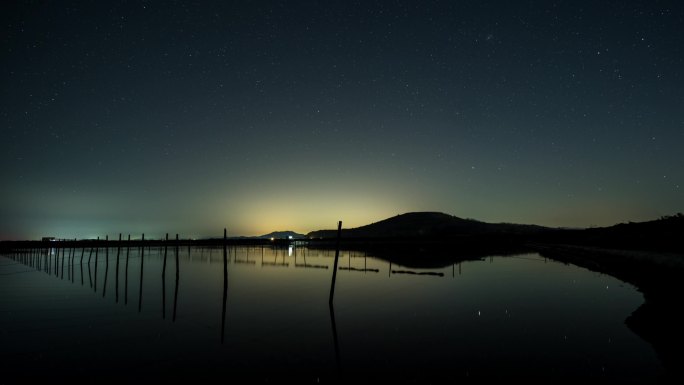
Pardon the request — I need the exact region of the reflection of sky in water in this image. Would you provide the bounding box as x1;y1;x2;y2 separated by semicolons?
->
0;247;663;380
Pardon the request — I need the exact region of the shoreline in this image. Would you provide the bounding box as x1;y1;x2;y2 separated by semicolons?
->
530;243;684;380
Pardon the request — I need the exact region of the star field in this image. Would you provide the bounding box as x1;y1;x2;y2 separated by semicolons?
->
1;1;682;239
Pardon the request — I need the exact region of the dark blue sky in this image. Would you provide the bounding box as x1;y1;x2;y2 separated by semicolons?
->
2;1;683;239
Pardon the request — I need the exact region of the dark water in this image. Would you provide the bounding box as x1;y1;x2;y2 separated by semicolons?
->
0;246;664;382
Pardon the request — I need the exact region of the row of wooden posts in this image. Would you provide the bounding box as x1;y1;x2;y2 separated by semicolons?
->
5;232;183;321
5;222;344;348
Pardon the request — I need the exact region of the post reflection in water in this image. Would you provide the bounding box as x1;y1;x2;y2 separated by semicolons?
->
173;234;179;322
61;247;69;279
115;234;121;303
102;236;109;298
0;244;665;382
69;242;74;282
338;251;379;273
59;247;63;278
79;248;84;285
162;233;168;320
221;229;228;344
125;234;130;305
87;250;93;288
94;238;99;292
329;303;341;370
138;234;144;313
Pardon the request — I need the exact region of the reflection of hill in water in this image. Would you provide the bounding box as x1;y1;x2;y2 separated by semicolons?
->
361;245;525;269
306;211;542;268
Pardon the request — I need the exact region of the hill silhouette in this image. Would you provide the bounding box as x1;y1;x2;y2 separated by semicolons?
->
256;231;306;240
542;213;684;253
307;212;547;239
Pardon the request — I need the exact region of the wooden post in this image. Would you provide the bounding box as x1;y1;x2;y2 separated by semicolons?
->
94;237;99;292
328;221;342;305
102;235;109;298
54;244;58;277
60;246;65;279
115;234;121;303
162;233;168;319
66;246;71;280
162;233;168;277
138;233;145;312
173;234;179;322
66;243;70;280
80;248;84;286
221;228;228;343
88;255;93;288
125;234;130;305
72;240;76;282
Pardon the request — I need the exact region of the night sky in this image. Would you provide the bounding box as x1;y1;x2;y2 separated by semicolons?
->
2;1;683;240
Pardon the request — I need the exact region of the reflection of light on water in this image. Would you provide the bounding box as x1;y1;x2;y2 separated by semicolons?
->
288;245;293;257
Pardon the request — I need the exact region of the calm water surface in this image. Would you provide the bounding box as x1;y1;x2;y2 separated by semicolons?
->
0;245;663;382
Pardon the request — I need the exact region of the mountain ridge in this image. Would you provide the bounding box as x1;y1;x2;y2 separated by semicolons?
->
307;211;548;239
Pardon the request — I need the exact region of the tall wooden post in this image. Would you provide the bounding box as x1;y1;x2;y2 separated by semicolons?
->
328;221;342;305
221;228;228;343
125;235;130;305
162;233;169;277
173;233;179;322
102;235;109;297
138;234;145;312
162;233;168;319
115;234;121;303
80;248;84;285
94;237;99;292
60;246;65;279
